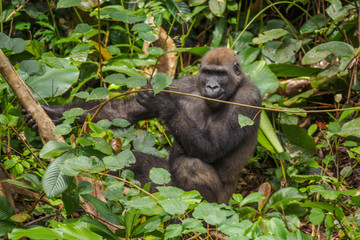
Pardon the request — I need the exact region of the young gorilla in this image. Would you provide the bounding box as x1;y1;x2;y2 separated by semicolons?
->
25;47;262;203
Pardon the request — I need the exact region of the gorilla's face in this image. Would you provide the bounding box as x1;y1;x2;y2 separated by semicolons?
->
198;48;243;109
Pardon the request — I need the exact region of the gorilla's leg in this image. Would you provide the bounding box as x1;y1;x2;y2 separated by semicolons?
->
170;155;224;203
125;152;169;192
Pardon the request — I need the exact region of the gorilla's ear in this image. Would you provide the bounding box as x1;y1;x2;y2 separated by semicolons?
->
233;62;241;76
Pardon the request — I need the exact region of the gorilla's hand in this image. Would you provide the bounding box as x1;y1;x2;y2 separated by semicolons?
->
136;90;176;120
22;109;38;130
21;106;64;130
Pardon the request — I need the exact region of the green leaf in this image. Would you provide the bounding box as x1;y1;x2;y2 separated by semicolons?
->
23;173;42;192
240;192;266;207
147;47;164;56
10;38;27;53
138;32;157;42
75;23;92;33
5;179;37;192
77;181;94;195
157;186;184;199
53;124;72;135
238;114;254;128
87;88;109;101
81;194;122;225
125;197;156;210
0;114;9;125
165;0;191;22
159;199;188;215
211;17;226;47
242;61;279;97
165;224;182;239
112;118;131;128
42;151;75;197
131;23;152;32
152;72;172;95
62;179;79;215
19;60;39;76
39;141;71;159
60;156;93;176
217;221;252;237
56;223;103;240
302;41;354;64
0;220;16;236
182;218;207;234
103;156;125;171
267;217;287;239
252;29;288;45
93;137;113;155
338;117;360;138
300;14;326;34
27;62;79;99
281;124;316;152
101;6;146;24
57;0;81;8
8;228;64;239
149;168;171;185
104;73;126;85
274;38;302;64
193;203;228;225
106;75;147;88
259;111;284;154
98;119;112;130
209;0;226;17
63;108;86;118
0;195;15;220
103;181;124;200
264;187;306;211
268;64;321;77
308;208;325;226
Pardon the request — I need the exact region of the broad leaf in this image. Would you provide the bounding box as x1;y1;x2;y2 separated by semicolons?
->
42;151;75;197
39;141;71;159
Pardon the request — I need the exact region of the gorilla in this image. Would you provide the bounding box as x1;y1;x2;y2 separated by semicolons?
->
24;47;262;203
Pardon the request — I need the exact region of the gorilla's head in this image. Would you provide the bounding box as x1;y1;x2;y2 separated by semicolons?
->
197;47;243;109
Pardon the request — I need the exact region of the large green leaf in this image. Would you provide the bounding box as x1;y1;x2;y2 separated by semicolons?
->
39;141;71;159
211;17;226;47
0;220;16;237
243;61;279;98
101;6;146;24
338;117;360;138
209;0;226;17
268;64;321;77
42;151;75;198
81;194;123;226
152;72;172;95
302;41;354;64
56;223;103;240
165;0;191;22
281;124;316;152
264;187;306;211
300;14;326;34
159;199;188;215
8;228;64;239
0;195;15;220
252;29;288;45
26;62;79;99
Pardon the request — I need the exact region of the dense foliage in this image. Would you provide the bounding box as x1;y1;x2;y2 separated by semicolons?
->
0;0;360;239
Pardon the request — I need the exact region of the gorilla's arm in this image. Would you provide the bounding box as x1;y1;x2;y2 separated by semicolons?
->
27;97;155;128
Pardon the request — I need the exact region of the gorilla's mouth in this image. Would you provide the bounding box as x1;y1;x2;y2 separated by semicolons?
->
205;92;225;100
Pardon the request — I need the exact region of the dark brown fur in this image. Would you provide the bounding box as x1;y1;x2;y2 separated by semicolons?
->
28;48;261;203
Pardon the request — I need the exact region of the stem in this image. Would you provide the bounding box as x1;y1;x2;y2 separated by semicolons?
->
45;0;60;39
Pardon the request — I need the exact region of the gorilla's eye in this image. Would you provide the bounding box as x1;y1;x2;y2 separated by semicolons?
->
233;63;241;76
